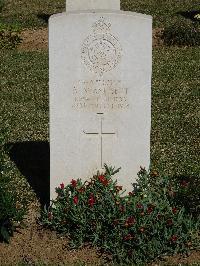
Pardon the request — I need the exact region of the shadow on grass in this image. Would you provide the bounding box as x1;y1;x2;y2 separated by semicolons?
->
37;13;51;24
7;141;50;207
177;10;200;22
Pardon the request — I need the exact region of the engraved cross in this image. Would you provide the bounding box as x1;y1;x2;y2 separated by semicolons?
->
83;113;115;169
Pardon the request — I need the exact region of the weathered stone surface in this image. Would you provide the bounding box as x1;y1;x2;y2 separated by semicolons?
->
49;11;152;199
67;0;120;11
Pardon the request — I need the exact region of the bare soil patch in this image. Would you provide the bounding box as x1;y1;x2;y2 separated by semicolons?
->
18;27;164;51
18;28;48;51
153;28;164;47
0;203;104;266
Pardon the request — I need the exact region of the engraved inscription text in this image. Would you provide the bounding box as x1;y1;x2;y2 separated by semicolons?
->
72;80;129;112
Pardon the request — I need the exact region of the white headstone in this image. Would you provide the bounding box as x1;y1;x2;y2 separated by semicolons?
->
67;0;120;11
49;1;152;199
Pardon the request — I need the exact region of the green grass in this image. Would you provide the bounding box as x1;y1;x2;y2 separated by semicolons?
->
0;0;199;28
151;46;200;177
0;0;65;28
0;51;49;142
121;0;200;27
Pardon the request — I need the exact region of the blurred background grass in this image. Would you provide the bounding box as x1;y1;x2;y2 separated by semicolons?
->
0;0;199;28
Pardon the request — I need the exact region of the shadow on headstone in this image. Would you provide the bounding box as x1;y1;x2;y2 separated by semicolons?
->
37;13;52;24
7;141;50;208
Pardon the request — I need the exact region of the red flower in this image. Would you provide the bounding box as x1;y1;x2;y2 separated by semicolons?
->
125;216;136;227
98;175;109;186
71;179;77;188
180;180;189;188
102;179;109;186
73;196;79;205
136;203;143;209
170;235;178;243
98;175;105;181
77;187;85;193
48;212;53;221
166;218;173;226
120;205;125;213
60;183;64;189
88;193;95;207
139;227;145;233
157;213;162;220
147;206;154;214
124;234;134;241
172;207;178;214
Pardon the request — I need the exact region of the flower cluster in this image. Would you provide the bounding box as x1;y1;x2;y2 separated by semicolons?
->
98;174;109;186
42;165;199;264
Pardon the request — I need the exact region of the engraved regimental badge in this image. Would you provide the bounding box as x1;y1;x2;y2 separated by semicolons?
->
81;17;122;76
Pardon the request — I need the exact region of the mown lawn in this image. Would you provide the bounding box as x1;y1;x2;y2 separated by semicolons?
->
0;0;199;28
0;51;48;142
121;0;200;27
151;47;200;176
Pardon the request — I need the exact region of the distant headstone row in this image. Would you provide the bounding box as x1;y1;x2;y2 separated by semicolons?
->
49;0;152;199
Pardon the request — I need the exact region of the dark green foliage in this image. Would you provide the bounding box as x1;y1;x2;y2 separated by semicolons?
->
41;166;200;264
147;171;200;219
163;17;200;46
0;131;26;242
173;175;200;218
0;183;20;242
0;0;4;12
0;23;22;49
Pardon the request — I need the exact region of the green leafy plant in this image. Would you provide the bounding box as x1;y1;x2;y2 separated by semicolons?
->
149;171;200;218
0;130;26;242
42;165;200;264
0;22;22;49
163;17;200;46
172;175;200;218
0;182;25;242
